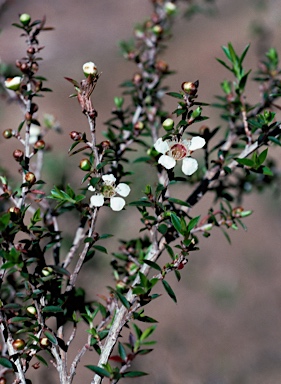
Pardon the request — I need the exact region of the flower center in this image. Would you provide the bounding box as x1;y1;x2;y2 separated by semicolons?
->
101;185;116;198
169;143;187;160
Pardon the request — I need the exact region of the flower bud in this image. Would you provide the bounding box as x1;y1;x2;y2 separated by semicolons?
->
31;62;39;73
0;377;7;384
19;13;31;26
8;207;21;221
70;131;82;141
155;60;169;73
4;77;22;91
12;338;25;351
162;118;174;131
39;337;51;349
116;280;126;290
79;159;91;171
26;306;37;315
152;25;163;36
164;2;177;15
132;73;142;85
181;81;198;96
83;62;98;77
27;46;36;55
126;262;138;276
13;149;24;162
134;121;144;131
42;267;53;277
25;172;36;184
19;62;29;73
33;140;45;150
92;232;100;242
3;129;13;139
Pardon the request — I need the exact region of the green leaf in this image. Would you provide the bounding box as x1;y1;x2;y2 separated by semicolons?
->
123;371;148;377
166;91;183;99
140;325;156;341
129;200;152;207
257;148;268;165
92;245;108;254
162;280;177;303
42;306;64;313
158;223;168;235
268;136;281;146
262;166;273;176
0;357;13;369
3;303;22;310
170;213;182;234
118;342;127;361
187;216;200;232
168;197;191;208
0;212;11;231
85;365;111;378
239;43;250;65
236;158;254;167
44;330;58;345
115;291;130;309
139;272;150;289
216;58;232;72
143;260;162;272
133;156;151;163
9;316;31;323
35;354;48;366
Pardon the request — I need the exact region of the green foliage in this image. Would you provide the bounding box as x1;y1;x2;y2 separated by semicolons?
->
0;3;280;384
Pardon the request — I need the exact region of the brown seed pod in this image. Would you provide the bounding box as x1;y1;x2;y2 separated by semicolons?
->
13;149;24;162
25;172;36;184
12;339;25;351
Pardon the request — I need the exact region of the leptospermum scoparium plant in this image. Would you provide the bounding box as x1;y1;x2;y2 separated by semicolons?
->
0;1;281;383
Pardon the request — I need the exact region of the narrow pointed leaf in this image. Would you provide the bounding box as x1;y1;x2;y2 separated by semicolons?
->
85;365;111;378
123;371;148;377
162;280;177;303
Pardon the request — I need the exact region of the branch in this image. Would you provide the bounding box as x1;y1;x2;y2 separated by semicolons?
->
187;124;281;207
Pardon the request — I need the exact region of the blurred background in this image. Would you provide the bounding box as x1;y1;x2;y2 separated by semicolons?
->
1;1;281;383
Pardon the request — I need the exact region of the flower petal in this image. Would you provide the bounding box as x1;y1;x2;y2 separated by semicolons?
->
158;154;176;170
90;194;104;207
115;183;130;197
182;157;198;175
29;124;41;144
110;196;125;211
189;136;205;151
102;174;116;184
154;138;170;154
88;185;96;192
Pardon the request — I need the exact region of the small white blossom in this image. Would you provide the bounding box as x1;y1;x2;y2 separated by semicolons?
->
90;174;130;211
83;62;98;76
154;136;205;176
29;124;41;145
5;76;22;91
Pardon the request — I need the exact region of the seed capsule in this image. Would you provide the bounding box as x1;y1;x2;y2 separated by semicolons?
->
13;149;24;162
12;339;25;351
79;159;91;171
2;129;13;139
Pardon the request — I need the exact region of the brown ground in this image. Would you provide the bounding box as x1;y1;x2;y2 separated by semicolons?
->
0;1;281;383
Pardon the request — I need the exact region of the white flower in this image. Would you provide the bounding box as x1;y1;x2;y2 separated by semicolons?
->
83;62;98;76
154;136;205;176
5;76;22;91
90;174;130;211
29;124;41;145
